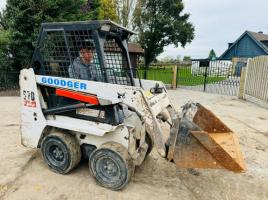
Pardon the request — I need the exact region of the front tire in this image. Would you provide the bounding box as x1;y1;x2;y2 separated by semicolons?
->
89;142;134;190
41;132;81;174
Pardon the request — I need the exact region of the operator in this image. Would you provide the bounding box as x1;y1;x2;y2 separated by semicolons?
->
68;48;98;81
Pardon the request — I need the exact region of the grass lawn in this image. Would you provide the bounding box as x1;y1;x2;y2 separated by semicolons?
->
138;69;173;84
138;67;226;86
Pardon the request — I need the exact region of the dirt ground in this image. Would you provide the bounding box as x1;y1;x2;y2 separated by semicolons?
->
0;89;267;200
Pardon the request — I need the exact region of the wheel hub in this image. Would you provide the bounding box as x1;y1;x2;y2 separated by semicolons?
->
50;146;64;161
101;158;118;177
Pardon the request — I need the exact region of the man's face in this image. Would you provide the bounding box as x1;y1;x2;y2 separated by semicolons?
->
80;49;93;64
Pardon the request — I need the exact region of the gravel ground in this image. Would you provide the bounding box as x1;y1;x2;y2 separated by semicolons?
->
0;89;267;200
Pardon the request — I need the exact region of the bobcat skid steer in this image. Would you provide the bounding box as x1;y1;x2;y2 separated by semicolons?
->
20;20;246;190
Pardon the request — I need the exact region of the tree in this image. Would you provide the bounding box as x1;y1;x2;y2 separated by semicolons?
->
115;0;137;28
208;49;217;60
160;56;175;63
0;9;11;70
84;0;137;27
133;0;194;68
0;29;11;70
0;9;9;30
83;0;118;21
159;55;181;63
183;56;191;62
98;0;118;21
5;0;87;70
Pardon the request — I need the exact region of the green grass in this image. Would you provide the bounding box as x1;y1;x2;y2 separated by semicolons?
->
138;67;226;86
138;69;173;84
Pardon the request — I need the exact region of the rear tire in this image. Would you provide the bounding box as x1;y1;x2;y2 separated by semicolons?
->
41;132;81;174
89;142;134;190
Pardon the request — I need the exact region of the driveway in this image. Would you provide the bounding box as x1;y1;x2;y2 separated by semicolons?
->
0;89;267;200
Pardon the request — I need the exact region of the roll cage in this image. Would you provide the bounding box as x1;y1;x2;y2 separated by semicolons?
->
32;20;137;86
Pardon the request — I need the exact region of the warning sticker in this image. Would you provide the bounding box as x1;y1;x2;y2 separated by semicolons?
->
23;90;36;108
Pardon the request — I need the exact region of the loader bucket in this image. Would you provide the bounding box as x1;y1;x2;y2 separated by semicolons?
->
167;103;246;172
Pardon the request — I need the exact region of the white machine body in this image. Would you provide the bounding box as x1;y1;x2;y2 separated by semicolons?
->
20;68;173;165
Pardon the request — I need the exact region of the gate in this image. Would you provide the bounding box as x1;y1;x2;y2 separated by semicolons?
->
243;56;268;106
177;60;242;96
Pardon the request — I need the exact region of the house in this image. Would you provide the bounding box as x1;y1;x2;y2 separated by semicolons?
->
220;31;268;60
128;43;144;69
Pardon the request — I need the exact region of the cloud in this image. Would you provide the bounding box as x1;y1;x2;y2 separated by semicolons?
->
159;0;268;59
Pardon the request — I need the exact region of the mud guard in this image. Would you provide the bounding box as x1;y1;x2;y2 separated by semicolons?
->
167;103;246;172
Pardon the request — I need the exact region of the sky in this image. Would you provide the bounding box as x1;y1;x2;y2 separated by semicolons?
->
159;0;268;59
1;0;268;59
0;1;5;12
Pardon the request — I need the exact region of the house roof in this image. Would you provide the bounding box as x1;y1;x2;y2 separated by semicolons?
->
220;31;268;59
249;31;268;42
128;43;144;54
102;42;143;54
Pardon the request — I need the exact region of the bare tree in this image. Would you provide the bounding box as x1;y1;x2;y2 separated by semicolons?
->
116;0;137;28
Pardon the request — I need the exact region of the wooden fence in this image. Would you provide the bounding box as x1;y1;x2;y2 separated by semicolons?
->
239;56;268;108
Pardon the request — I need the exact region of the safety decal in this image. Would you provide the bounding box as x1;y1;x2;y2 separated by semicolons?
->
23;90;36;108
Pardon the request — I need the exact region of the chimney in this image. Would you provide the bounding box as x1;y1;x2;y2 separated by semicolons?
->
258;31;263;34
228;43;233;48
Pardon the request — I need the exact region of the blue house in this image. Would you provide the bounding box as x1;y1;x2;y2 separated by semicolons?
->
220;31;268;60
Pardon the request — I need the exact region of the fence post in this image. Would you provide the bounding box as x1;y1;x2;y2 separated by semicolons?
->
176;64;179;88
232;57;238;75
172;64;178;89
142;68;146;79
238;67;247;99
143;69;147;79
203;66;208;92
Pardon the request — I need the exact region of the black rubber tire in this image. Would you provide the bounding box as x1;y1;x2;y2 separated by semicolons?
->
89;142;134;190
41;132;81;174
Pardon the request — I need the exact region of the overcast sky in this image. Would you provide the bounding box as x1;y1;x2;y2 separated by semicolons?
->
0;1;5;12
160;0;268;59
1;0;268;59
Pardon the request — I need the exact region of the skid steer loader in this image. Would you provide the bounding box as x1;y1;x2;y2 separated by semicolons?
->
20;20;246;190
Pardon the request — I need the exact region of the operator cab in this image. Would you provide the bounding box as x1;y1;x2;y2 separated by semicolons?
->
32;21;138;125
32;20;137;86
